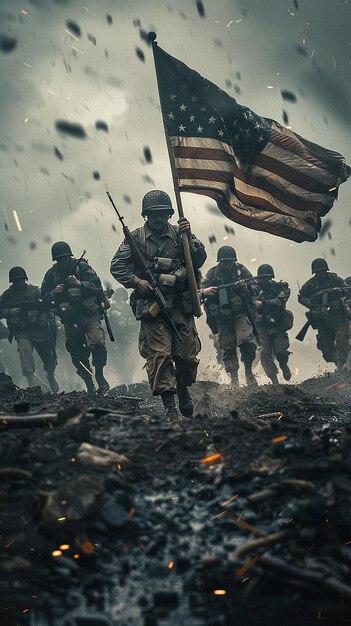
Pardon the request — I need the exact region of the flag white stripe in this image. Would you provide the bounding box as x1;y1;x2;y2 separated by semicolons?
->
261;142;336;185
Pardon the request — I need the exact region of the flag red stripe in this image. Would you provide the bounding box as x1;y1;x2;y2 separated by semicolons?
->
269;128;339;176
256;153;331;194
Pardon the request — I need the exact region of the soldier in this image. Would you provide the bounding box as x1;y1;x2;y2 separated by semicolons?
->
201;246;258;387
254;264;293;385
298;258;350;371
0;266;59;391
108;287;140;384
0;321;9;374
110;189;206;419
41;242;109;395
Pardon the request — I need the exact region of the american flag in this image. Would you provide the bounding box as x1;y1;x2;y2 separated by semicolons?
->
154;45;350;243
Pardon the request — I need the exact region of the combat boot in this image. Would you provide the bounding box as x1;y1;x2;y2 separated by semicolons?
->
47;373;59;394
244;365;258;388
161;391;179;420
95;370;110;396
281;364;292;381
176;383;193;417
85;379;96;395
270;373;279;386
26;374;40;388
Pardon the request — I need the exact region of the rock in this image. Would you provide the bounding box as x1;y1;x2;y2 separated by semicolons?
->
98;497;129;530
0;372;17;395
153;590;179;607
40;475;105;525
77;443;131;468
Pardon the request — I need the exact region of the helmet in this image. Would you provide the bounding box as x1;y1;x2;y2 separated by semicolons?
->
257;264;275;279
311;258;329;274
217;246;237;262
51;241;73;261
9;266;28;282
141;190;174;216
345;276;351;286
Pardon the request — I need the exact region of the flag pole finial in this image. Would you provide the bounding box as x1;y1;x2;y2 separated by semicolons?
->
148;31;157;43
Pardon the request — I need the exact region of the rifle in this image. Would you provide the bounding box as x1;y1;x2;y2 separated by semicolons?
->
66;250;87;281
106;191;182;344
46;320;58;365
296;320;311;342
100;302;115;342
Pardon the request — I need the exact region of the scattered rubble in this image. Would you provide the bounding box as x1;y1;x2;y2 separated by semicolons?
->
1;375;351;624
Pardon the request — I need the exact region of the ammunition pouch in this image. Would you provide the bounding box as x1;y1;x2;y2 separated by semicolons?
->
67;287;82;304
154;257;175;273
158;273;176;294
135;298;161;321
82;296;100;314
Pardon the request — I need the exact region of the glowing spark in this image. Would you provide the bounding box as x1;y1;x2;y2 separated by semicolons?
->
52;550;62;557
22;608;30;613
220;494;239;507
168;561;174;569
226;20;233;27
267;85;274;89
329;187;337;192
65;28;79;41
271;435;288;444
79;361;93;376
332;56;336;71
73;554;80;558
70;457;76;462
24;63;32;68
24;118;29;124
21;9;28;15
250;257;257;262
310;49;315;59
59;544;70;551
47;90;56;95
235;19;242;23
317;610;322;620
5;538;17;549
295;367;299;376
211;511;227;520
213;589;227;595
84;6;90;11
81;541;95;554
57;516;66;521
200;452;222;464
72;46;84;54
12;210;22;231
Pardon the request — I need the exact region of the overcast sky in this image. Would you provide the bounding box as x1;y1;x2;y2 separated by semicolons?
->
0;0;350;380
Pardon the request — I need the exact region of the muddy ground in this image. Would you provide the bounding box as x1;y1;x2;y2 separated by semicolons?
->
1;372;351;626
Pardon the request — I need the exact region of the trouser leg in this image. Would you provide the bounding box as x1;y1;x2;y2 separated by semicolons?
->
86;320;108;390
16;337;36;383
64;322;95;390
33;339;59;393
273;331;291;381
218;321;239;377
259;331;278;380
235;314;257;385
316;325;336;363
139;317;175;396
172;312;200;417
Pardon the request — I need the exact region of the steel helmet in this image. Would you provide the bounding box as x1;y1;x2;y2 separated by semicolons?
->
141;190;174;216
217;246;237;262
9;266;28;283
311;258;329;274
257;264;275;279
51;241;73;261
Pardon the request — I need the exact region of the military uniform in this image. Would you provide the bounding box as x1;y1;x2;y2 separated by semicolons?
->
298;259;350;369
108;288;140;383
41;243;109;394
0;321;9;374
201;247;258;386
110;190;206;418
0;268;58;391
255;265;292;384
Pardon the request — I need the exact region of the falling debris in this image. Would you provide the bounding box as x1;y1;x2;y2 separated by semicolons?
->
293;0;299;8
66;20;81;38
133;18;141;28
139;29;152;46
196;1;206;18
12;210;22;232
87;32;97;46
93;171;100;180
208;235;216;244
135;47;145;62
95;120;109;132
143;146;152;163
55;120;87;139
54;147;64;161
282;110;289;125
29;241;37;250
0;34;17;54
123;194;132;204
106;14;113;25
281;90;297;103
319;219;332;239
330;247;336;256
224;224;235;235
296;45;307;57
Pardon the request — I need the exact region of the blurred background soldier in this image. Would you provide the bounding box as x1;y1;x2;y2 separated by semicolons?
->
254;264;293;385
0;321;9;374
110;189;206;419
41;242;109;395
108;287;140;384
298;258;350;371
0;266;59;391
201;246;258;387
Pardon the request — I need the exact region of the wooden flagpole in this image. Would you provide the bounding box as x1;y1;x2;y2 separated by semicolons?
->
148;32;202;318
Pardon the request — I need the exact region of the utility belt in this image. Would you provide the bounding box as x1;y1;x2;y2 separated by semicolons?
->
8;311;47;329
130;290;193;322
56;294;102;321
